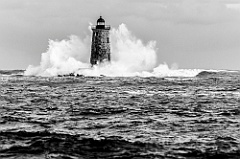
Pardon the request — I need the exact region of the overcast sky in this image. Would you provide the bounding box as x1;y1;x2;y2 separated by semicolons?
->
0;0;240;70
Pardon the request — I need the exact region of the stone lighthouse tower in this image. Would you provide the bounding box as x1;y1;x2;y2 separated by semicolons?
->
90;16;111;65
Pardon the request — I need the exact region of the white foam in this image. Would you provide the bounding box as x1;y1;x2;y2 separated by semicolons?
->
25;24;206;77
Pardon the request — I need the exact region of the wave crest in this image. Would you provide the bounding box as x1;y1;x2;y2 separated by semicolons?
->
24;24;203;77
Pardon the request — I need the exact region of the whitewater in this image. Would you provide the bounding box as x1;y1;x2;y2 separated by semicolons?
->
24;24;206;77
2;24;240;159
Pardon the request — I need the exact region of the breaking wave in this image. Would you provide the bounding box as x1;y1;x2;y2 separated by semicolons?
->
24;24;203;77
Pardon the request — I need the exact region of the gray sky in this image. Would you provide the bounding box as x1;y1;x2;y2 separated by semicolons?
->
0;0;240;70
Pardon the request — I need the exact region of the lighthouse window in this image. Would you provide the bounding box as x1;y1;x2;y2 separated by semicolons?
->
107;38;109;43
98;22;104;25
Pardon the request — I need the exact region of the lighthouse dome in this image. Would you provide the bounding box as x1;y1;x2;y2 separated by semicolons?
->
97;16;105;27
97;16;105;23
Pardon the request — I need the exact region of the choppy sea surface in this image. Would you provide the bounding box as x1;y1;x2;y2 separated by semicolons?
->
1;70;240;159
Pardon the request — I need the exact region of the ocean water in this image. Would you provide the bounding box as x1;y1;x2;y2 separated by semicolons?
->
1;70;240;159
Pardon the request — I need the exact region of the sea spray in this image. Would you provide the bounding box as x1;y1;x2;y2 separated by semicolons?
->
25;35;90;76
25;24;203;77
110;24;157;72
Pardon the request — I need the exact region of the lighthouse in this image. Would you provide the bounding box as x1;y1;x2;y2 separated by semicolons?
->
90;16;111;66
